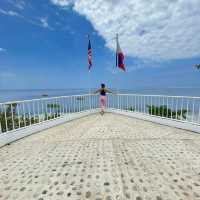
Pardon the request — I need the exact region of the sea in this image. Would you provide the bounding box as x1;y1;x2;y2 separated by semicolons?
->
0;88;200;103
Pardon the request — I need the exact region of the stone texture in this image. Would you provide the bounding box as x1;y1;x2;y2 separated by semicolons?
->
0;113;200;200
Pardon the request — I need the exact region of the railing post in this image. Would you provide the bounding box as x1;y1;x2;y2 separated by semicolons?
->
198;101;200;123
73;96;75;113
180;97;183;121
56;98;59;116
38;100;40;122
186;98;189;121
66;97;68;114
62;97;64;115
53;99;56;118
89;93;92;111
162;96;164;117
158;96;160;116
91;94;93;110
112;94;114;109
17;103;21;128
28;102;31;125
4;105;8;132
22;102;26;127
135;95;137;112
41;99;44;121
171;97;173;119
192;99;195;123
175;98;178;120
0;105;1;132
11;103;14;130
126;95;128;111
167;97;169;118
117;94;119;110
0;105;2;133
45;100;48;120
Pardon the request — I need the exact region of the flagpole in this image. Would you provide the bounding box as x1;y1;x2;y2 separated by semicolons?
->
116;33;120;110
89;69;91;110
87;34;92;110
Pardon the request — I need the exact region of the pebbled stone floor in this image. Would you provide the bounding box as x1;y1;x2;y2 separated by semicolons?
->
0;113;200;200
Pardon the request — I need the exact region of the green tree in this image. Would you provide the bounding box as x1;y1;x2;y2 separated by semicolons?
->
147;105;187;120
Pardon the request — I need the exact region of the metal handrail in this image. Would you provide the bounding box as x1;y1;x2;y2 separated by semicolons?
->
0;94;93;105
1;93;200;134
117;93;200;99
0;94;99;133
107;93;200;126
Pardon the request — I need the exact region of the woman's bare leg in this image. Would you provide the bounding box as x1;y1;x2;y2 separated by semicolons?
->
100;96;106;115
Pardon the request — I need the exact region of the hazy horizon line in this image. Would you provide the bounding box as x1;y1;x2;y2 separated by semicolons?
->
1;87;200;91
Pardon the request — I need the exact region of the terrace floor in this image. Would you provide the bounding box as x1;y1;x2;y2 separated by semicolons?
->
0;113;200;200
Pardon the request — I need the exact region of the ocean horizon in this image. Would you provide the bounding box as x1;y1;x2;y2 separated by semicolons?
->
1;87;200;103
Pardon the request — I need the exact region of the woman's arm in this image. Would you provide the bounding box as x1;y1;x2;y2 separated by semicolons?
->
106;88;118;95
94;89;100;94
105;88;113;93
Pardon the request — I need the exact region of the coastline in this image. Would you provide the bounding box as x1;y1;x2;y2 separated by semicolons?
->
1;88;200;103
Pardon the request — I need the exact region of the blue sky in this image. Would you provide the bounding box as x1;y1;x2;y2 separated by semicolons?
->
0;0;200;90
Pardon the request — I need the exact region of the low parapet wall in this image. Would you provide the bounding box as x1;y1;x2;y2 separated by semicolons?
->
107;109;200;134
0;109;99;148
1;108;200;148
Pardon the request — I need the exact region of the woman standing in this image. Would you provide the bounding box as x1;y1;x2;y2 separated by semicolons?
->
94;83;113;115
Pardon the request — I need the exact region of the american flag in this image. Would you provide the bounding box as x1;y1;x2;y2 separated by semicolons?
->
88;38;92;71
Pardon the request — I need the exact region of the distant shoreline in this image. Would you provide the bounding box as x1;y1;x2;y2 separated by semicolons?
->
1;88;200;103
1;87;200;91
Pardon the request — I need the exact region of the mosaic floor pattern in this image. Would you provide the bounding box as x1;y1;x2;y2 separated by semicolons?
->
0;113;200;200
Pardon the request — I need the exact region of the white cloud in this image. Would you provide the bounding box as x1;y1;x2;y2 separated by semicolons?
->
36;17;54;30
0;8;53;31
7;0;26;10
0;48;6;52
50;0;74;7
106;58;161;74
15;0;26;10
51;0;200;60
39;17;53;30
40;17;49;28
0;8;23;17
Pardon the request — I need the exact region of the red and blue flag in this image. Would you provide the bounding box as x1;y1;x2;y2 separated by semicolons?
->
116;35;125;71
88;38;92;71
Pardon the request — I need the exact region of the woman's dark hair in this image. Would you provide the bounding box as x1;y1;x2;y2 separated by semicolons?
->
101;83;105;88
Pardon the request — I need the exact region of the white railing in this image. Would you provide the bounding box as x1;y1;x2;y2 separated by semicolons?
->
1;93;200;133
0;94;99;133
107;94;200;125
